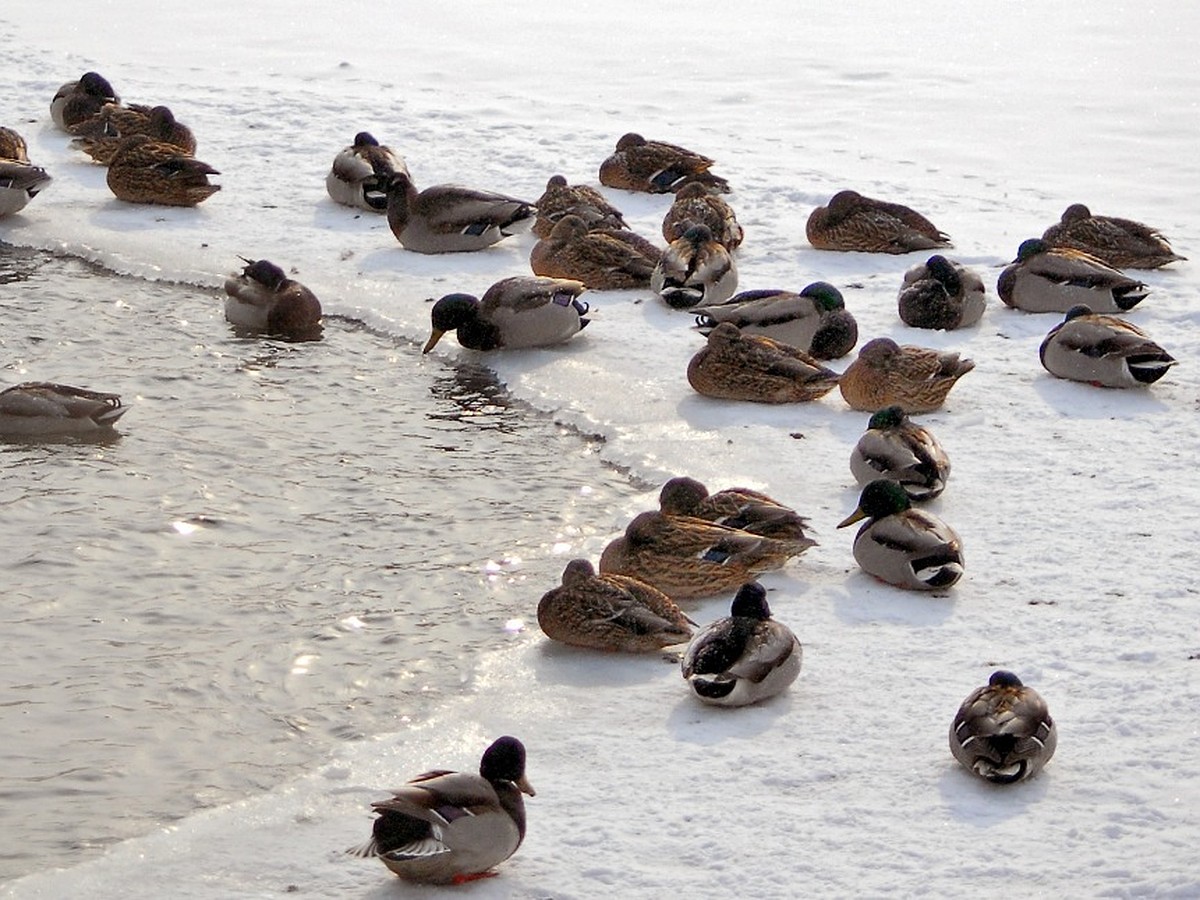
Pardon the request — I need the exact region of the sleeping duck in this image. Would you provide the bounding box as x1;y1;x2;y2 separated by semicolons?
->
838;338;974;413
1041;203;1185;269
325;131;409;212
694;281;858;360
997;238;1148;314
849;405;950;502
1039;304;1176;388
807;190;951;254
681;582;802;707
950;671;1057;784
223;258;323;338
0;382;127;437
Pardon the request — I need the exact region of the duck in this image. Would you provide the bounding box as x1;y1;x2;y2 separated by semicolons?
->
599;510;811;601
529;214;660;289
950;670;1057;784
325;131;409;213
422;276;590;353
0;126;29;162
681;582;802;707
1042;203;1185;269
598;132;730;194
348;735;535;885
687;322;840;403
50;71;119;131
0;161;53;217
105;134;219;206
0;382;127;437
807;189;951;253
837;479;964;591
693;282;858;360
662;181;744;250
838;337;974;413
1039;304;1176;389
385;171;535;254
652;224;738;309
223;258;323;338
849;405;950;502
531;174;627;238
657;476;812;544
897;254;986;330
997;238;1148;313
537;558;694;652
70;104;197;164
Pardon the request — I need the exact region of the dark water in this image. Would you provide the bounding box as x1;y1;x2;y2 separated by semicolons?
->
0;243;641;881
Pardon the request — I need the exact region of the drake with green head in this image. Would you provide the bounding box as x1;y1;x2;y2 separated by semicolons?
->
849;405;950;501
423;276;590;353
997;238;1148;314
694;281;858;360
898;254;986;330
1039;304;1176;388
950;671;1057;784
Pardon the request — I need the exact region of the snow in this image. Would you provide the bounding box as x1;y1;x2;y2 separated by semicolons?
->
4;1;1200;896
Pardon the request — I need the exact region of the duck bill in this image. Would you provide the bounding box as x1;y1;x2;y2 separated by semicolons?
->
422;330;445;354
836;508;867;529
516;774;536;797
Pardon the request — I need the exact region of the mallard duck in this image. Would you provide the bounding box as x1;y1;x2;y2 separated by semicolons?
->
807;190;951;254
325;131;409;213
532;175;627;238
0;161;53;217
0;382;127;437
348;735;535;885
662;181;743;250
657;476;812;544
0;126;29;162
1042;203;1185;269
70;104;197;164
837;479;963;591
50;71;119;131
838;337;974;413
223;258;323;338
599;510;810;601
950;670;1057;784
898;255;986;330
105;134;219;206
997;238;1148;313
687;322;839;403
693;282;858;360
849;405;950;502
1039;304;1176;388
385;172;535;254
652;224;738;309
530;214;660;289
598;132;730;194
681;582;802;707
537;558;694;652
422;276;589;353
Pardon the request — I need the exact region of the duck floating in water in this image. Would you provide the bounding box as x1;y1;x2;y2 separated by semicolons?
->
898;255;986;330
687;322;840;404
807;190;951;254
1042;203;1185;269
532;174;627;238
1039;304;1176;389
599;510;811;601
423;276;590;353
105;134;219;206
530;214;660;290
223;258;323;338
385;172;535;253
348;735;535;884
950;671;1057;784
693;282;858;360
599;132;730;194
681;582;802;707
0;382;127;437
50;71;119;131
325;131;408;213
837;479;964;591
662;181;743;250
997;238;1148;314
70;104;197;164
657;476;812;544
537;558;694;652
849;406;950;502
838;337;974;413
652;224;738;309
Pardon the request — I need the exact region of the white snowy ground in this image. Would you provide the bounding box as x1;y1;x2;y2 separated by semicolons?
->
4;1;1200;896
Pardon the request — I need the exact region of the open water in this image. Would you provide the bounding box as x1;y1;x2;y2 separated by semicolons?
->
0;243;641;882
